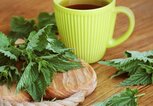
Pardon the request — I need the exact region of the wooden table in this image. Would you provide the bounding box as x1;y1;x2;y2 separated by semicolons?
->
0;0;153;106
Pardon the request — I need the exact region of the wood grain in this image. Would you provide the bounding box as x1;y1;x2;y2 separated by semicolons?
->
0;0;153;106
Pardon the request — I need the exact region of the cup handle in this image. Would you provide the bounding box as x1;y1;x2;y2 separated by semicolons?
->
107;6;135;48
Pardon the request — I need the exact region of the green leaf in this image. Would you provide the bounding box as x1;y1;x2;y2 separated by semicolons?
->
125;50;153;63
0;49;17;61
40;64;53;86
26;25;52;51
139;63;153;74
0;66;20;86
16;62;39;92
99;60;141;76
46;38;71;54
99;50;153;69
26;31;38;50
94;88;142;106
26;73;48;101
120;71;152;86
99;58;133;70
10;16;36;38
39;60;54;86
26;60;53;101
63;52;79;61
99;50;153;86
8;31;23;44
38;60;53;85
7;46;21;57
0;46;20;66
38;12;56;29
49;56;81;72
0;32;10;48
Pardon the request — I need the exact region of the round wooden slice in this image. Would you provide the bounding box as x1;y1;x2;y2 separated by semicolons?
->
0;61;97;106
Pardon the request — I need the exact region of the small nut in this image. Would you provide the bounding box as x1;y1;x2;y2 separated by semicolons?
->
15;38;25;45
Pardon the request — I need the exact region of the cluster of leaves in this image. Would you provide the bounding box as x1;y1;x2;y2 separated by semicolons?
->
94;88;144;106
0;12;81;101
8;12;57;43
0;32;21;86
99;50;153;86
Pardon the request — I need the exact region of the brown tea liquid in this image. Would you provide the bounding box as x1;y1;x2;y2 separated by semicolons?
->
66;2;108;10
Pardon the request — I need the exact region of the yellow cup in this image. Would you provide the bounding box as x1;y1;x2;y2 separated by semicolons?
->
53;0;135;63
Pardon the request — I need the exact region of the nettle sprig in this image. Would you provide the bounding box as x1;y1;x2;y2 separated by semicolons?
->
94;88;144;106
0;12;81;101
99;50;153;86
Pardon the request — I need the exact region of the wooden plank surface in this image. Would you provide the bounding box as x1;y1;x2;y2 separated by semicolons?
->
0;0;153;106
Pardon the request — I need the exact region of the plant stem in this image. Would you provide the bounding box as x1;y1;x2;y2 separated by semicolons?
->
135;93;145;98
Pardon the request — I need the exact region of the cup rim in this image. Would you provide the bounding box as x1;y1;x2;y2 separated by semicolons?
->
53;0;115;12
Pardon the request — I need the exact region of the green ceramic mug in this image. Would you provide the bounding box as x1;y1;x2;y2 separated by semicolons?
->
53;0;135;63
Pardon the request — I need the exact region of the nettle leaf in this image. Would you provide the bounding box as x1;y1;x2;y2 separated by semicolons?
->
99;58;133;70
63;52;80;61
26;31;38;50
26;73;48;101
139;64;153;74
46;38;71;54
0;32;10;48
38;12;57;33
8;16;36;44
16;62;39;92
100;50;153;69
125;50;153;63
26;60;53;101
94;88;142;106
0;49;17;61
38;12;56;29
125;50;153;58
0;66;20;86
0;46;20;65
120;71;152;86
99;50;153;86
26;25;52;51
7;46;21;57
99;60;141;76
38;60;53;85
50;56;82;72
11;16;36;36
40;65;52;86
45;29;72;54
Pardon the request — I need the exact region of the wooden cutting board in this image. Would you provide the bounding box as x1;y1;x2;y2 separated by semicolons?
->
0;0;153;106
